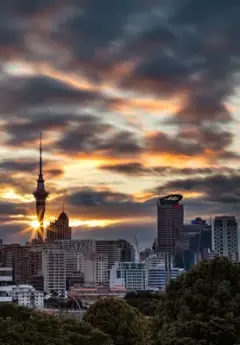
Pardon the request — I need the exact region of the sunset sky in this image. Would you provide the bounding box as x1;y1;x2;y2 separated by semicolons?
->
0;0;240;247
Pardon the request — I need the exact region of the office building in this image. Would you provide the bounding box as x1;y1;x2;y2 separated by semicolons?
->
84;252;108;286
157;194;183;280
42;249;66;294
213;216;239;261
157;194;184;253
96;240;121;269
46;211;72;242
51;239;95;253
147;265;184;290
96;240;135;270
110;262;147;291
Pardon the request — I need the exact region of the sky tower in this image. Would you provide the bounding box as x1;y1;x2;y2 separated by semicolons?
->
33;133;49;243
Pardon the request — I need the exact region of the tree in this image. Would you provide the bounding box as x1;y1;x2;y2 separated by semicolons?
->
125;290;165;316
0;303;112;345
153;257;240;345
83;297;148;345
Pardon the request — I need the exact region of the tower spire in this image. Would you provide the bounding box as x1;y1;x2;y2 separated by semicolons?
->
39;132;42;176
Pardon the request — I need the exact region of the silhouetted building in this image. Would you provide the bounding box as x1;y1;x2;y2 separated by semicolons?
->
157;194;184;253
33;134;49;243
46;211;72;242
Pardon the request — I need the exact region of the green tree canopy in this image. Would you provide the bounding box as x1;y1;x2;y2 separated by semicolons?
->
125;291;165;316
154;257;240;345
0;304;112;345
83;297;148;345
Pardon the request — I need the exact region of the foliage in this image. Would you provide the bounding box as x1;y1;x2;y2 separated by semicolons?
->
153;257;240;345
125;290;165;316
0;303;112;345
83;297;148;345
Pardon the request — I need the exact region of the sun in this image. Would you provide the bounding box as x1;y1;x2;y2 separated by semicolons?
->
30;220;40;229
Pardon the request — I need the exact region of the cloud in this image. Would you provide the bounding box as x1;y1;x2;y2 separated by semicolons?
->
57;115;143;157
155;173;240;204
99;162;240;177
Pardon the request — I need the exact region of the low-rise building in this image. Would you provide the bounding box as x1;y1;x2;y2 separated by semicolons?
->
11;285;44;308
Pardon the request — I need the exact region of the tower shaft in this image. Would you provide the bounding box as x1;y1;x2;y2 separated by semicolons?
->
33;134;49;243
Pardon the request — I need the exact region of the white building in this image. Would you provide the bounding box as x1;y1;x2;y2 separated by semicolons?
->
42;249;66;294
110;262;147;291
147;265;185;290
0;267;13;303
213;216;239;261
11;285;44;309
84;252;108;286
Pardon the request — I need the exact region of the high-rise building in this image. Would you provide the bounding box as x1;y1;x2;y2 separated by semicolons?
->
33;134;49;243
157;194;183;280
96;240;135;270
157;194;184;253
42;249;66;294
84;252;108;287
213;216;239;261
46;211;72;242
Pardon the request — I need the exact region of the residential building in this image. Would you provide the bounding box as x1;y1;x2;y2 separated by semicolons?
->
0;267;13;303
84;252;108;286
213;216;239;261
42;249;66;294
11;285;44;309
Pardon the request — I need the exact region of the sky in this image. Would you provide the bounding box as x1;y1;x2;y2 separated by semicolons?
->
0;0;240;248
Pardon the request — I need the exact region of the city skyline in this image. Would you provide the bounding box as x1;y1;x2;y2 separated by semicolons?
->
0;0;240;246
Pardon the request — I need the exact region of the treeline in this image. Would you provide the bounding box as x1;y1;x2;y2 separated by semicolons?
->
0;257;239;345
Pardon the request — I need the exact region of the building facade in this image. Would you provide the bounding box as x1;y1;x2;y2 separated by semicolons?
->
0;267;13;303
46;211;72;242
84;252;108;286
110;262;147;291
42;249;66;293
11;285;44;309
213;216;239;261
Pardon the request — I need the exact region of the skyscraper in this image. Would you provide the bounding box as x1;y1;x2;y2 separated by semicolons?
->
157;194;184;253
33;133;49;243
46;210;72;242
157;194;184;280
213;216;239;261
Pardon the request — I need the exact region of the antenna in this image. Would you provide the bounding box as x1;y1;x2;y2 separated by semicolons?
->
39;132;43;176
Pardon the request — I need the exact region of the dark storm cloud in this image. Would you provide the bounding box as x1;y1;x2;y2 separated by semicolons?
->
0;160;63;179
0;76;98;115
99;162;240;177
155;174;240;204
146;128;237;159
68;187;133;207
58;115;143;157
